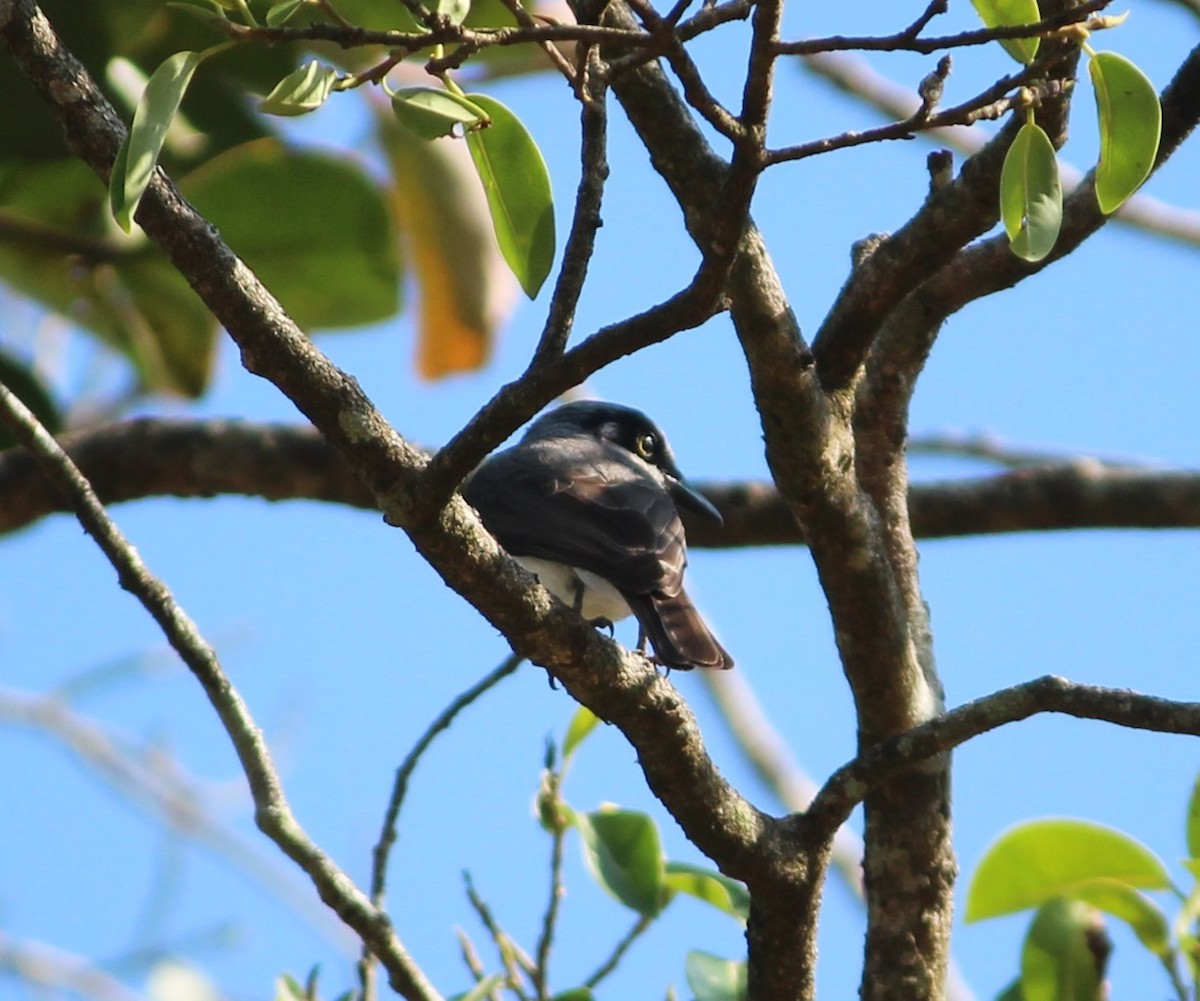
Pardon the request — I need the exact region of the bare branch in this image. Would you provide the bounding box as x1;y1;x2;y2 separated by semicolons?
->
0;0;785;926
798;50;1200;247
0;384;440;1001
807;676;1200;837
775;0;1108;56
0;684;354;950
0;933;143;1001
361;655;524;1000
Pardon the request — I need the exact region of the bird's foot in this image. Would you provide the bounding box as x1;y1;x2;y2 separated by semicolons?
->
589;617;615;637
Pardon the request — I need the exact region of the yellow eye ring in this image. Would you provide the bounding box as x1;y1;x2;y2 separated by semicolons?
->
635;433;656;459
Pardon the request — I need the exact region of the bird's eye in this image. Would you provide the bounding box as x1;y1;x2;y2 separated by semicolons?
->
634;433;656;459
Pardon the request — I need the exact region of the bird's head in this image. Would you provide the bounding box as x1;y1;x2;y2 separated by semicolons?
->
525;401;723;525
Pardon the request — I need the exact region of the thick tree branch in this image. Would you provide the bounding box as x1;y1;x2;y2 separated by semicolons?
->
4;420;1199;542
0;0;796;962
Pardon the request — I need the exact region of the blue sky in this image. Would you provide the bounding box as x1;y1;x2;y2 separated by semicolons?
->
2;1;1199;1000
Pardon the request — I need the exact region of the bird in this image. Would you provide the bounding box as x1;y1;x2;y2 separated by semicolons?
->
463;400;732;670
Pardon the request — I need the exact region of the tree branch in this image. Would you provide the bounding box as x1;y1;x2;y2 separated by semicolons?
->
0;385;441;1001
806;676;1200;838
4;419;1199;543
0;0;792;947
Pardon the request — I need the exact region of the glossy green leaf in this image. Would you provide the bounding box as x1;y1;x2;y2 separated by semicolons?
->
0;352;61;450
1069;878;1170;956
970;0;1041;64
180;140;401;330
165;1;230;25
562;706;600;762
663;862;750;922
110;50;207;231
574;807;666;917
684;952;747;1001
391;87;489;141
966;819;1171;922
1000;121;1062;262
549;991;594;1001
260;61;339;116
266;0;305;25
464;93;555;298
1090;51;1162;214
1020;898;1106;1001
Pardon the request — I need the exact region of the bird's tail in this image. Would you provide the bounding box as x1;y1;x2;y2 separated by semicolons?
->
627;590;733;670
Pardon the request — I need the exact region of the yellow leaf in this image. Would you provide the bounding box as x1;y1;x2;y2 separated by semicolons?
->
380;113;518;380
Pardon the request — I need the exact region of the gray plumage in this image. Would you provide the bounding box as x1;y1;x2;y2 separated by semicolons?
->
463;401;732;670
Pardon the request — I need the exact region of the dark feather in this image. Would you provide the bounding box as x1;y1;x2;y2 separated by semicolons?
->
463;402;733;670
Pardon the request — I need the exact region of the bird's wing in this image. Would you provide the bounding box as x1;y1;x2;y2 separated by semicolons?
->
463;440;686;599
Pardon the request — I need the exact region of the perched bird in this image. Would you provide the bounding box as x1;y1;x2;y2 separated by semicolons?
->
463;400;732;670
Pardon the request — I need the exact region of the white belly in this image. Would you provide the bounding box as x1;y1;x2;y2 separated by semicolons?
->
514;557;633;623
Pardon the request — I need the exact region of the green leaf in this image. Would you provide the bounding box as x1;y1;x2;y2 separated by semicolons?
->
165;1;231;25
1090;51;1162;214
574;807;666;917
550;991;594;1001
275;974;306;1001
0;159;218;395
996;979;1025;1001
0;352;61;451
180;140;401;330
464;93;555;298
1020;898;1106;1001
966;819;1171;922
684;952;747;1001
663;862;750;922
266;0;306;25
260;61;339;117
562;706;600;762
391;87;489;141
1187;772;1200;859
434;0;471;25
1000;121;1062;262
1069;878;1170;956
110;49;207;231
970;0;1041;64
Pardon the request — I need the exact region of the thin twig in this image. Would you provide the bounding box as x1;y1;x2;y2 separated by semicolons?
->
0;383;442;1001
492;0;577;81
0;685;353;949
530;54;610;362
774;0;1107;56
799;49;1200;247
464;873;535;1001
531;766;567;999
765;60;1067;166
621;0;744;142
359;654;524;997
582;914;653;988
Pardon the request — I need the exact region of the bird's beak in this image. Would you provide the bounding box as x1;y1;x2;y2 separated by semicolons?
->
668;475;723;525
